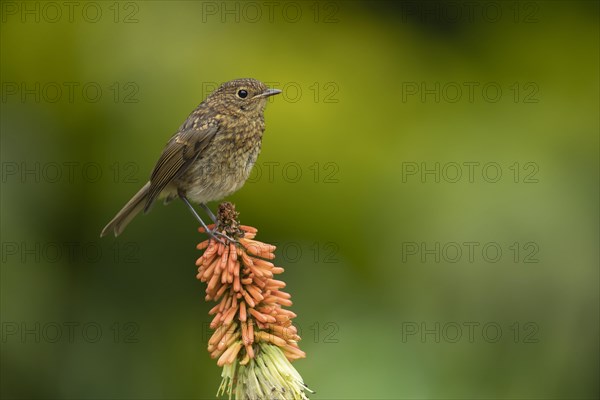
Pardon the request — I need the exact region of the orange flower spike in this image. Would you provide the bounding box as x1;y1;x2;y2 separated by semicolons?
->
196;203;310;397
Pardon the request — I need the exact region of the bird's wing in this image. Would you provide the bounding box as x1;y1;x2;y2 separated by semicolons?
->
144;120;219;212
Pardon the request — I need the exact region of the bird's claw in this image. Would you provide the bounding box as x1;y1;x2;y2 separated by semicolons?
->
206;229;237;245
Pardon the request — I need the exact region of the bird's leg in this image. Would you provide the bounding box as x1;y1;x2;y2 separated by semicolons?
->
179;195;231;244
200;203;218;224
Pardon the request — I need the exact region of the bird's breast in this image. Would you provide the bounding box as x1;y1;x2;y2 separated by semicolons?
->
175;119;264;203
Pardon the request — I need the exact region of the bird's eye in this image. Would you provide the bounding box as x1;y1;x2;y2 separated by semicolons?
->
237;89;248;99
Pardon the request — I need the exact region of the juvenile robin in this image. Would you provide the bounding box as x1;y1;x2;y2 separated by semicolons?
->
100;78;281;241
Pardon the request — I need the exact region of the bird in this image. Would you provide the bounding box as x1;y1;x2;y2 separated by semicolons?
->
100;78;281;240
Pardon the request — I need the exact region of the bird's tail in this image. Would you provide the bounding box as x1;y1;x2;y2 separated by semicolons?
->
101;182;151;237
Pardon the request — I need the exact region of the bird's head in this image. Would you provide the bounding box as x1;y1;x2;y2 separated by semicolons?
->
207;78;281;117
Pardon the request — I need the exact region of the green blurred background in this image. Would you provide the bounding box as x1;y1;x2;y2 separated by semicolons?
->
1;1;598;399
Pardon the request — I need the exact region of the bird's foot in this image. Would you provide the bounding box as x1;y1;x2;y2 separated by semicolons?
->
201;226;238;246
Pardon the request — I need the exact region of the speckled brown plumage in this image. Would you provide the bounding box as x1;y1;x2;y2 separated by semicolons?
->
101;78;280;237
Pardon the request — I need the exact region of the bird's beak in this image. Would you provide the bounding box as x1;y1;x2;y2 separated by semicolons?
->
253;88;282;99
